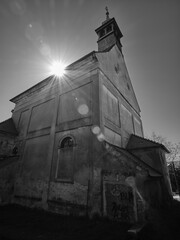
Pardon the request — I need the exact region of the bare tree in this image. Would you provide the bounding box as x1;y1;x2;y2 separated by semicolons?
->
150;132;180;194
150;132;180;163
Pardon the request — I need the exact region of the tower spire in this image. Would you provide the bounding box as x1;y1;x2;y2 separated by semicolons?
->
105;6;109;20
95;11;123;52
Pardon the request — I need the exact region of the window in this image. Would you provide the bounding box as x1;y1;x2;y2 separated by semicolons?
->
99;29;105;38
106;25;112;33
60;137;74;148
56;136;75;182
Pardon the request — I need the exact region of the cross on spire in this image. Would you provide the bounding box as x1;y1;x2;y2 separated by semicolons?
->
105;6;109;20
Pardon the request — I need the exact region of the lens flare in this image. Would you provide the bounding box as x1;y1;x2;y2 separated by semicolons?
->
91;126;101;135
78;104;89;115
50;61;66;77
97;133;105;142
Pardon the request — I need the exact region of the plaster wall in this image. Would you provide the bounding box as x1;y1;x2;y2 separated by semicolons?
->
57;83;92;126
14;134;50;204
47;126;92;214
98;59;143;148
134;117;143;136
28;99;54;132
17;109;29;137
9;67;99;211
96;45;140;113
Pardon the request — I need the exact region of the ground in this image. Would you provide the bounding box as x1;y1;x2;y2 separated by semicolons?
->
0;201;180;240
0;204;130;240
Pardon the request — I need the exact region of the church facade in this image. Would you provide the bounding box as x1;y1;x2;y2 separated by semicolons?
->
0;12;172;223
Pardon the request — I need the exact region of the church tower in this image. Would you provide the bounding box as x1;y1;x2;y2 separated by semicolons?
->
95;7;123;52
94;8;143;148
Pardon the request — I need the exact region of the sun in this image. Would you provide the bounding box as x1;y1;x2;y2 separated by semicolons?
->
50;61;66;77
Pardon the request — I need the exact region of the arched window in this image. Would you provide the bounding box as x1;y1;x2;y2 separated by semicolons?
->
106;25;112;34
56;136;75;182
60;137;74;148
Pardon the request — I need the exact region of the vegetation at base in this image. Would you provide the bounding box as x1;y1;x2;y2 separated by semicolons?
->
0;200;180;240
138;199;180;240
0;204;130;240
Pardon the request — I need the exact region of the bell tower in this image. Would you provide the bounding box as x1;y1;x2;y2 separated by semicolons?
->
95;7;123;52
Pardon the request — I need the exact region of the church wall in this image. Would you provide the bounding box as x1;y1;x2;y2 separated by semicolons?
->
96;45;141;114
56;82;92;129
17;109;29;137
46;71;100;214
11;68;98;146
13;134;50;206
98;67;143;148
10;69;99;211
50;127;91;185
12;68;98;127
21;135;50;180
133;117;143;137
11;95;56;206
47;126;92;215
28;99;54;132
120;103;134;147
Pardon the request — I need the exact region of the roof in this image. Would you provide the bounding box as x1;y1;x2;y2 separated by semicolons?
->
103;141;162;177
95;17;123;39
10;75;53;104
0;118;18;136
10;51;97;104
126;134;170;153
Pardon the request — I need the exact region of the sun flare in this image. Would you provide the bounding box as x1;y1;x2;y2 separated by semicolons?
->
50;61;66;77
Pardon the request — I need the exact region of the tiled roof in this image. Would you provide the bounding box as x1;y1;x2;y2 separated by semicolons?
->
126;134;170;153
0;118;18;136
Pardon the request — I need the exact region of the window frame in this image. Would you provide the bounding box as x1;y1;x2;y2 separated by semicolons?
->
55;135;76;183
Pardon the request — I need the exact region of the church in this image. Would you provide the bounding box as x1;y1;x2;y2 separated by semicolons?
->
0;10;172;223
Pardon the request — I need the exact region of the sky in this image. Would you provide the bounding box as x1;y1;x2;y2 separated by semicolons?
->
0;0;179;144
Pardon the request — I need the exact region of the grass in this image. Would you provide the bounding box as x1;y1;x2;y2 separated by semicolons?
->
138;199;180;240
0;200;180;240
0;204;130;240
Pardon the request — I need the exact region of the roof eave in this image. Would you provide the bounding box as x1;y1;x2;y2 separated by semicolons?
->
10;51;97;104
